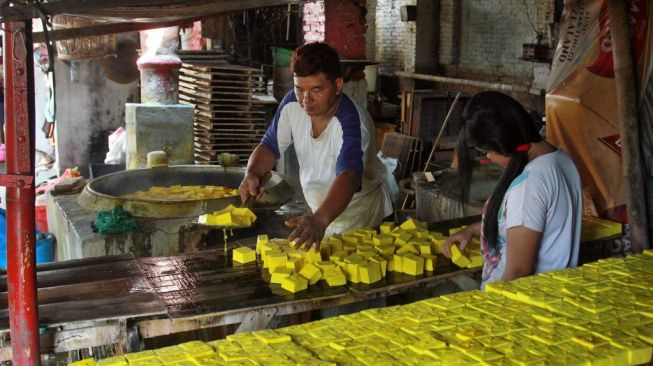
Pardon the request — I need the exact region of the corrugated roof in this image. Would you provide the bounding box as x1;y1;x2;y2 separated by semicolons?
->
1;0;305;41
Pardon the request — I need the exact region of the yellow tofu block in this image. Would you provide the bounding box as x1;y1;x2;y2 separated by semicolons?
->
69;359;96;366
344;254;365;264
155;345;184;355
156;352;188;364
298;263;323;285
126;359;163;366
380;222;395;234
397;243;419;255
324;267;347;287
467;255;483;268
315;261;337;271
342;233;360;245
124;351;157;362
450;244;471;268
372;234;393;246
353;230;372;241
430;238;446;254
266;252;288;271
232;247;256;264
359;262;382;284
368;255;388;277
214;212;236;226
260;242;279;259
256;234;269;254
581;216;623;242
422;254;437;272
285;248;305;259
286;257;303;272
328;237;343;253
280;274;309;293
356;245;375;255
386;255;396;272
253;329;292;344
375;244;395;256
402;254;425;276
271;267;295;284
393;254;405;273
302;248;323;263
418;242;432;255
232;207;257;221
394;231;414;246
345;262;361;283
96;356;128;366
329;252;345;262
359;226;377;236
400;217;426;230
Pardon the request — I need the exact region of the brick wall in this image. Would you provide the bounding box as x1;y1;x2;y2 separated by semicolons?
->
303;1;325;43
374;0;416;75
437;0;555;85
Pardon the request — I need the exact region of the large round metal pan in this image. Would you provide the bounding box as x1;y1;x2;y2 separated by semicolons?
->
77;165;291;218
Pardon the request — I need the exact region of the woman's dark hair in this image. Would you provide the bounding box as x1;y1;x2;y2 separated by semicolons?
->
456;91;543;251
291;42;342;82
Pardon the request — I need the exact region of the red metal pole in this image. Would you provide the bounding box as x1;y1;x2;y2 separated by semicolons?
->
4;20;40;364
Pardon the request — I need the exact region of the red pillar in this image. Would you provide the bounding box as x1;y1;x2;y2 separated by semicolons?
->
3;20;40;364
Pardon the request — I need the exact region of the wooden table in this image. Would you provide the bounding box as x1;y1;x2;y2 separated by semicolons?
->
0;240;480;359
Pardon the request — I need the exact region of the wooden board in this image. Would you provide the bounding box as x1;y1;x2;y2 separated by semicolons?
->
0;254;166;330
137;248;348;318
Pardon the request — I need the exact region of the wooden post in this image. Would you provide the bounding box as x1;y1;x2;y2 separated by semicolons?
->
607;0;649;250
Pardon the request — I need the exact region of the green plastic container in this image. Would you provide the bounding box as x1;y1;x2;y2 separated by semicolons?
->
272;47;293;66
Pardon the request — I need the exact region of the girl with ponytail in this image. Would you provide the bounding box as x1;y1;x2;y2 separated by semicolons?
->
443;92;582;289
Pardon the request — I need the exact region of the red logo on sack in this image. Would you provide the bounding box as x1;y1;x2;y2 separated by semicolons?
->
586;0;648;78
599;134;622;156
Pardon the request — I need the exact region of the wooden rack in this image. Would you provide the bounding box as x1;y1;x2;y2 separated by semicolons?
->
179;62;269;165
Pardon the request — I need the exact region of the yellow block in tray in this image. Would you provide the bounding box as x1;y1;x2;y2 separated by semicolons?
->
402;254;425;276
232;247;256;264
368;255;388;277
286;257;302;272
400;217;426;230
581;216;623;242
299;263;322;285
256;234;269;254
271;267;295;284
97;356;128;366
380;221;395;234
373;234;394;246
422;254;437;272
359;262;382;284
467;255;483;268
324;267;347;287
396;243;419;255
281;274;308;293
451;244;471;268
266;252;288;271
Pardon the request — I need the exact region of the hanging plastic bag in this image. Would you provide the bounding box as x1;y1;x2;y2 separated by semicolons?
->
104;127;126;165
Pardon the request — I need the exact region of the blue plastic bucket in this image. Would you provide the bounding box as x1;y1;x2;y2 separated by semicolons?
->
0;209;55;269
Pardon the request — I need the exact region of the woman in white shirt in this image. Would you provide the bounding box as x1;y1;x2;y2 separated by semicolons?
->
443;91;582;289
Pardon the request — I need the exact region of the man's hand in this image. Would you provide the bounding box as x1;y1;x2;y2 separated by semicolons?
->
239;173;262;204
286;214;329;252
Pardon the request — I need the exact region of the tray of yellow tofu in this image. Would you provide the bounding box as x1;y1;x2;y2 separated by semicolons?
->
73;250;653;366
238;217;483;295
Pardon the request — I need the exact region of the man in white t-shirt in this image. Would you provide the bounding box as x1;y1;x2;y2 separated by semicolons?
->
240;42;392;250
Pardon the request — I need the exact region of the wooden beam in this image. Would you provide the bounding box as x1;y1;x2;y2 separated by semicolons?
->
607;0;649;251
2;0;305;23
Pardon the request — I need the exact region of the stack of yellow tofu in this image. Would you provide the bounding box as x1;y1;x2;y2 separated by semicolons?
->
198;205;257;227
74;251;653;365
256;218;483;293
122;185;238;201
581;215;623;242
